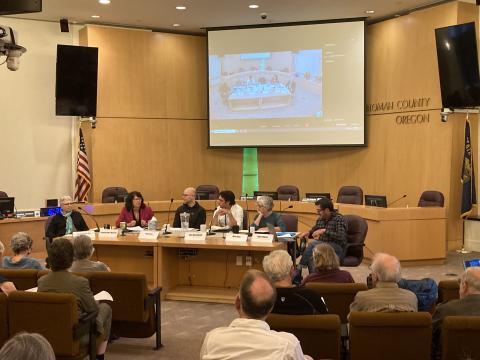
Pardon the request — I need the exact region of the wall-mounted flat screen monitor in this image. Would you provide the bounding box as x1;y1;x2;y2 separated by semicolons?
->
254;191;279;200
56;45;98;117
305;192;331;200
365;195;387;208
207;19;365;147
435;22;480;108
0;197;15;215
196;191;210;200
40;207;62;217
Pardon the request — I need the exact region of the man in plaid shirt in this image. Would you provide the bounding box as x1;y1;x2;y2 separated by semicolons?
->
297;197;347;273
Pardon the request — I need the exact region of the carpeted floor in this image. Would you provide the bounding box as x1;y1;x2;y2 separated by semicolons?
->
106;250;479;359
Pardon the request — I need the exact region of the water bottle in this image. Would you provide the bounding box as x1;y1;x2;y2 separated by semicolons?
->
148;216;158;230
180;212;190;230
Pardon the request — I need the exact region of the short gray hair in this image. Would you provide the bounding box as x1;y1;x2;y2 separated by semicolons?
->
73;235;94;260
59;195;72;205
262;250;293;282
10;232;33;254
0;332;55;360
371;252;401;283
462;267;480;293
256;196;274;211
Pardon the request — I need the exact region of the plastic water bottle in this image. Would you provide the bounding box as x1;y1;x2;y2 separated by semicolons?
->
180;212;190;230
148;216;158;230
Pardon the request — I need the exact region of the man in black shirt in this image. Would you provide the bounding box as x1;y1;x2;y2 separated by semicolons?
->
173;187;207;229
263;250;327;315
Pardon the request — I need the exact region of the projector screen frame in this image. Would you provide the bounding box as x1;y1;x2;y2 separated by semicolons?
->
206;17;367;149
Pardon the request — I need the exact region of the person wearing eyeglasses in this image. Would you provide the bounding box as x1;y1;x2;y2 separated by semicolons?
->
212;190;243;229
115;191;153;228
45;195;88;239
251;196;286;232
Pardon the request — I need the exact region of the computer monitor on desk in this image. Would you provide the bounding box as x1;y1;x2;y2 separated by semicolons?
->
365;195;387;208
253;191;279;200
305;192;331;200
0;197;15;216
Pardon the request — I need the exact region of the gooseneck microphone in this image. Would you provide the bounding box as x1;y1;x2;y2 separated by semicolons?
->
78;206;100;232
244;193;250;231
164;198;174;234
387;194;407;207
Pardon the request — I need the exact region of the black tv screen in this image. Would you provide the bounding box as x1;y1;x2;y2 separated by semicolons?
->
435;22;480;109
56;45;98;117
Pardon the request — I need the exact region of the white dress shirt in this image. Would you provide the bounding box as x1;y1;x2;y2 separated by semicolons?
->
213;203;244;229
200;318;307;360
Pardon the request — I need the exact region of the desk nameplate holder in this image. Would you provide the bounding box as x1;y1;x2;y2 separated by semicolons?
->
251;233;274;243
72;230;96;240
98;228;119;240
138;230;160;241
185;231;207;241
225;233;248;243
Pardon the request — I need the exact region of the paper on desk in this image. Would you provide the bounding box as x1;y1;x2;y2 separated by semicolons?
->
211;225;230;231
26;287;38;292
127;226;144;232
94;291;113;301
276;232;298;238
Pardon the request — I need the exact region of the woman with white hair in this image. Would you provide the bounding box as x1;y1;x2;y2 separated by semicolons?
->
45;195;88;239
0;332;55;360
70;235;110;272
251;196;286;232
3;232;43;270
263;249;327;315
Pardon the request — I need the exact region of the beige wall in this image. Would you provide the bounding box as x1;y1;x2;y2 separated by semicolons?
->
81;2;478;250
0;17;80;209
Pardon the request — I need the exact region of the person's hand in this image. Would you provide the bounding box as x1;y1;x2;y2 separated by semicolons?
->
312;228;326;239
0;281;16;295
140;219;148;227
127;220;136;227
217;208;230;216
257;227;269;232
296;231;309;240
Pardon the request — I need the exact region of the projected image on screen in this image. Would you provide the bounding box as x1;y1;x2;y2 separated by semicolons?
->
208;21;365;147
210;50;322;119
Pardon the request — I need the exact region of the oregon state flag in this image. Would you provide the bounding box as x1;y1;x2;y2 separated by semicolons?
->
461;120;477;218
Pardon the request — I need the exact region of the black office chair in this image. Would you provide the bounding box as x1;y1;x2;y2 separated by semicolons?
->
0;191;8;198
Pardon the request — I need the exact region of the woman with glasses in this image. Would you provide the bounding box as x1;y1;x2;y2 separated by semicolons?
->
250;195;286;232
45;195;88;239
115;191;153;228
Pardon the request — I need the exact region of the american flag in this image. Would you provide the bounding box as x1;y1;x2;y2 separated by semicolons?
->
74;129;92;202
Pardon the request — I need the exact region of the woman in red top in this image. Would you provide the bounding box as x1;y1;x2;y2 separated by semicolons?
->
115;191;153;228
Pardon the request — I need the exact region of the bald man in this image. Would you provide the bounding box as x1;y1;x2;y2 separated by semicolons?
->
173;187;206;229
201;269;312;360
349;253;417;315
432;267;480;358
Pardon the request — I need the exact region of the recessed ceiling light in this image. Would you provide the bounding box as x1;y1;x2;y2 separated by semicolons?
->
365;10;375;14
176;5;186;10
173;23;181;27
99;0;111;4
91;15;100;18
249;4;259;9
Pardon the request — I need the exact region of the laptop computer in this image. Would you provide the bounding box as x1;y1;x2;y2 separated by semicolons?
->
305;192;331;200
464;259;480;269
365;195;387;208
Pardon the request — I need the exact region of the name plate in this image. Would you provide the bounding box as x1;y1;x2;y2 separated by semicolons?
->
72;230;96;240
251;233;274;243
138;230;160;240
225;233;248;242
185;231;207;241
98;229;119;240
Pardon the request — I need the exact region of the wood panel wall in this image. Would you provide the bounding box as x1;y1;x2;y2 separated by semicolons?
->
80;1;479;251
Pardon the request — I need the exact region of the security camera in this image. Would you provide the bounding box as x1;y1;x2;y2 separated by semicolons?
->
0;25;27;71
440;107;452;122
260;13;267;20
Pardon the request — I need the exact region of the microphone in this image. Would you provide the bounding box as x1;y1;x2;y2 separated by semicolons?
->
387;194;407;207
244;193;250;231
164;198;174;234
207;214;215;235
78;206;100;232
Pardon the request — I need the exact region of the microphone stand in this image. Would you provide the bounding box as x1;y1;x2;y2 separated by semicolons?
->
244;193;251;235
78;207;100;232
163;198;174;234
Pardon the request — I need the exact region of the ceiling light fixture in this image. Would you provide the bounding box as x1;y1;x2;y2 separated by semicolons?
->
99;0;111;4
365;10;375;14
91;15;100;18
176;5;186;10
249;4;259;9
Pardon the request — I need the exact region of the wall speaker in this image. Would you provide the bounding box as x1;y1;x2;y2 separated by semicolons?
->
60;18;69;33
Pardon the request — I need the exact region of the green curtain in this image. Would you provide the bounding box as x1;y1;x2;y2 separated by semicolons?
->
242;148;259;196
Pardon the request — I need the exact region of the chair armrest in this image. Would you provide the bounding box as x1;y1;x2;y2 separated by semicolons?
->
74;310;98;340
144;287;162;309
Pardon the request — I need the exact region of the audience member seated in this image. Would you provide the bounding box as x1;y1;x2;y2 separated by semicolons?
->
46;195;89;238
173;187;206;229
251;196;286;232
263;250;327;315
115;191;153;228
296;198;347;273
70;235;110;272
302;243;354;285
0;332;55;360
212;190;243;229
2;232;43;270
38;238;112;360
349;252;417;315
432;267;480;359
200;269;312;360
